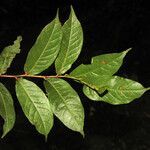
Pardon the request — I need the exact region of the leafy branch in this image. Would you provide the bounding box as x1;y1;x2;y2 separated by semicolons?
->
0;74;64;79
0;6;149;140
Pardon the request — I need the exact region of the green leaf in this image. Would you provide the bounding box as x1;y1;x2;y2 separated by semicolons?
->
44;78;84;135
16;78;53;138
0;82;16;138
102;76;150;104
0;36;22;74
24;12;62;75
83;76;150;105
92;48;131;74
69;64;112;91
70;49;130;91
55;6;83;75
83;85;104;101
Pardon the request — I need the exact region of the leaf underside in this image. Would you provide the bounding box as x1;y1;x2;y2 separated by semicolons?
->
44;78;84;135
16;78;53;138
24;13;62;75
55;7;83;75
0;36;22;74
0;82;16;138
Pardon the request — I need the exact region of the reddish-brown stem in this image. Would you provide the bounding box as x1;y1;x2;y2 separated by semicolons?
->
0;74;65;79
0;75;18;80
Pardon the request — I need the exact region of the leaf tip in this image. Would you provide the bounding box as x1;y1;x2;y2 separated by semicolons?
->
56;8;59;18
17;36;22;42
70;5;75;16
80;130;85;138
146;87;150;91
70;5;74;11
1;128;11;138
1;133;6;139
125;47;132;54
122;48;132;58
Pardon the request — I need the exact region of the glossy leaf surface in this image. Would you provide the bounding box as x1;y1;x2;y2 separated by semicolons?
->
55;7;83;74
69;64;111;91
70;49;130;91
0;36;22;74
102;76;150;104
44;78;84;135
83;85;103;101
83;76;150;105
16;78;53;138
91;48;131;74
24;13;62;75
0;83;15;138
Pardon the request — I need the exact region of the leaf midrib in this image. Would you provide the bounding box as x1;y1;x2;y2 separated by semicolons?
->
47;80;81;130
58;18;73;73
28;19;58;74
18;80;47;134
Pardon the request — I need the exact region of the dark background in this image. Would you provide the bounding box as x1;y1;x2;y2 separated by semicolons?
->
0;0;150;149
